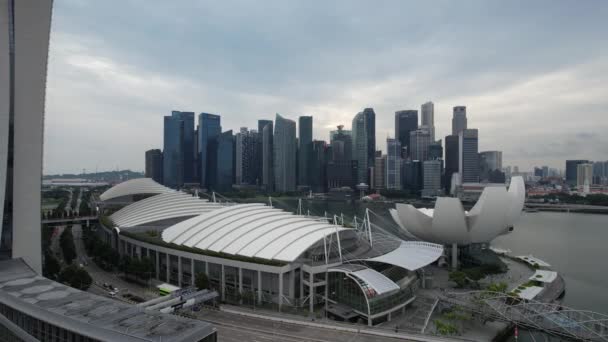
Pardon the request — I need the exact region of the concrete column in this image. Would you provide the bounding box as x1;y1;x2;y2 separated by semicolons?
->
388;312;391;322
299;269;305;301
289;269;295;300
309;271;314;313
205;261;209;276
177;257;183;287
166;254;170;284
221;265;225;301
155;252;159;279
451;243;458;270
278;272;283;311
257;270;262;304
190;259;195;286
238;268;243;304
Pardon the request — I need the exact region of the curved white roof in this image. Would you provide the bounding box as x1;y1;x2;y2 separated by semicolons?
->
110;192;224;228
162;203;349;262
355;241;444;271
329;265;399;296
100;178;174;201
390;176;525;245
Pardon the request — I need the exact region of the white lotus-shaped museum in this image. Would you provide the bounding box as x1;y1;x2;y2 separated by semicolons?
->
390;176;525;245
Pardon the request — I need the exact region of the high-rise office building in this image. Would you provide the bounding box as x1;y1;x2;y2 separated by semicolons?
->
403;160;422;194
0;0;52;272
421;102;435;141
444;135;459;192
409;129;431;162
260;120;274;191
566;160;589;185
452;106;467;136
298;116;313;187
274;114;297;192
479;151;503;183
422;160;443;197
211;130;234;192
459;129;479;183
310;140;327;193
429;140;443;160
163;111;195;188
386;138;402;190
198;113;221;189
352;109;376;185
145;149;163;183
373;155;386;190
395;110;418;158
235;128;261;185
577;163;593;188
330;125;352;161
330;127;351;142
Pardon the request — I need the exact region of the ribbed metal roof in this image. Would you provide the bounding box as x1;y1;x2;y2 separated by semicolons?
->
99;178;174;201
162;203;350;262
355;241;443;271
110;192;224;228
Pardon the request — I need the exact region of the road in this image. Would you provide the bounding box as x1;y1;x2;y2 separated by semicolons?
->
71;224;157;301
192;309;417;342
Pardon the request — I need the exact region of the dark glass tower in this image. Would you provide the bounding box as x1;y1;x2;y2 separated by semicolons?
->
444;135;459;192
211;130;234;192
198;113;221;189
459;129;479;183
395;110;418;158
566;160;589;185
274;114;297;192
163;111;195;188
261;120;274;191
298;116;313;187
145;149;163;183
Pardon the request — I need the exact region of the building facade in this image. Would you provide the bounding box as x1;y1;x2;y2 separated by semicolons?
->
210;130;234;192
577;163;593;188
422;160;443;198
386;139;401;190
420;102;435;142
459;129;479;183
409;129;431;162
566;160;589;185
163;111;195;188
452;106;467;136
298;116;313;188
479;151;504;183
235;128;261;186
395;110;418;158
261;121;274;192
198;113;221;189
145;149;163;184
444;135;459;193
274;114;297;192
0;0;52;272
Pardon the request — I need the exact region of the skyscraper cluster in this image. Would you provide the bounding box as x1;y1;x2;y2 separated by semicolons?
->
147;103;504;198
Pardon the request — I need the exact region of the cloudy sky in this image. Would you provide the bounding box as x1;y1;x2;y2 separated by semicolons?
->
44;0;608;174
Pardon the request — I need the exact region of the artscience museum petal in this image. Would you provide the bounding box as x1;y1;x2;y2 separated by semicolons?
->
389;176;525;246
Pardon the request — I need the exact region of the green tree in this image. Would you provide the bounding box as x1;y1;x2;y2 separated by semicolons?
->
59;264;92;290
195;272;209;290
59;227;77;264
43;252;61;280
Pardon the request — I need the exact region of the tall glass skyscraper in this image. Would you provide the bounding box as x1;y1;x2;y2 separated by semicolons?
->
352;108;375;185
212;130;234;192
452;106;467;136
421;102;435;142
459;129;479;183
444;135;459;192
395;110;418;158
261;121;274;191
274;114;297;192
198;113;221;189
235;127;261;185
409;129;431;162
298;116;313;187
145;149;163;183
163;111;195;188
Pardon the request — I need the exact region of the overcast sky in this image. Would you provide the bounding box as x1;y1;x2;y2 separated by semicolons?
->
44;0;608;175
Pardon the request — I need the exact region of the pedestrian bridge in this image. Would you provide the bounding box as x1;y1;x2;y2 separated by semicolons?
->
443;291;608;341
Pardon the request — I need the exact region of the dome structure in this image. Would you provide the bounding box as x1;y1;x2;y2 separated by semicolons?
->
389;176;525;245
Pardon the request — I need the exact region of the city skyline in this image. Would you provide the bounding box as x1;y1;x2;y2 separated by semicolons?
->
44;1;608;174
